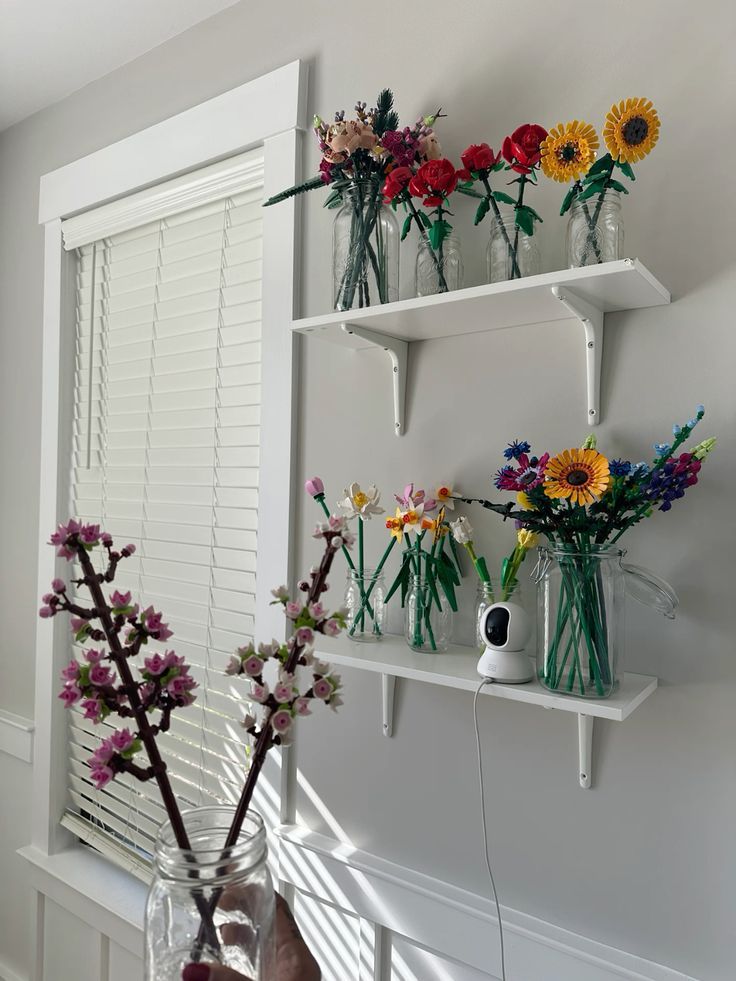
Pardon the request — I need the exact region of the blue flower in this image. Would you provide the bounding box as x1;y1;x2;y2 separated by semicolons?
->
672;424;681;437
609;459;632;477
654;443;671;457
630;462;650;477
696;404;705;415
503;440;531;461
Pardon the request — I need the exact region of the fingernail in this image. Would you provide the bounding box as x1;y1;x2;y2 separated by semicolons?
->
182;965;210;981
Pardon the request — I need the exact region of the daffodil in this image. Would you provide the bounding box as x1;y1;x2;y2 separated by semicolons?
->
435;484;458;510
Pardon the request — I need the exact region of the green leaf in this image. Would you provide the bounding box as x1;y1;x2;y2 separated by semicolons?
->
607;179;629;194
616;160;636;181
401;215;413;241
419;211;432;229
521;204;543;223
586;154;613;178
457;185;485;200
474;198;490;226
578;183;602;201
492;190;516;205
428;219;452;250
560;185;577;216
385;555;410;605
492;160;506;172
515;207;534;236
264;175;326;207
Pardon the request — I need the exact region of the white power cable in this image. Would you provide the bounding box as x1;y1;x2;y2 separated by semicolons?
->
473;678;507;981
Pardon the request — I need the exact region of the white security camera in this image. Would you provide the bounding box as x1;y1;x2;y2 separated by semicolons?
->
477;601;534;684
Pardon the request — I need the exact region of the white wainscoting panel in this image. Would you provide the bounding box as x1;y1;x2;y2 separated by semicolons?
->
108;941;143;981
42;899;103;981
0;710;34;764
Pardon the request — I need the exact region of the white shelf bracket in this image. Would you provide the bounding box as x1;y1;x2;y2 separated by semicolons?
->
381;673;396;737
578;714;594;789
341;323;408;436
551;286;604;427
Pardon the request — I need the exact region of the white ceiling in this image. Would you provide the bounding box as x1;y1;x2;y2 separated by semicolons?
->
0;0;239;132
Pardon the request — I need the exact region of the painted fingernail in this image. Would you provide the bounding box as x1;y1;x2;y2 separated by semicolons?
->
182;965;210;981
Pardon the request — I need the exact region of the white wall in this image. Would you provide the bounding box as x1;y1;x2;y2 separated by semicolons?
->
1;1;734;979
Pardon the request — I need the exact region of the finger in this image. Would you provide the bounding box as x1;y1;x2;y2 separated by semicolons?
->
182;963;254;981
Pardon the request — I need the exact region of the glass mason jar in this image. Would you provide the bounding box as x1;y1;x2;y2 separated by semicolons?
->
414;230;464;296
333;180;399;311
475;580;518;648
145;807;275;981
536;544;626;699
487;212;540;283
344;568;386;642
566;189;623;267
405;573;451;653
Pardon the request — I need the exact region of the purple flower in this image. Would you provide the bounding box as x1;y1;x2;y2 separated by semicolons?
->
494;453;550;492
58;684;82;707
271;709;293;734
79;523;101;545
645;453;701;512
110;728;135;752
318;159;334;184
91;739;115;766
49;519;82;560
60;659;81;682
381;129;420;168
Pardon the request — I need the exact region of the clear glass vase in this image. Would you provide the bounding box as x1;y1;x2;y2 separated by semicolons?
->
145;807;275;980
405;573;451;653
344;568;386;642
536;544;626;699
333;180;399;311
414;230;463;296
487;212;540;283
566;189;623;267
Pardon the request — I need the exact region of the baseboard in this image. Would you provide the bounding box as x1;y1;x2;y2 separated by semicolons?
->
0;710;34;763
276;824;698;981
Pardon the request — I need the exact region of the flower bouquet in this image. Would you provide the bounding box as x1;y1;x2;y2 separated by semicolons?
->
44;517;349;976
462;411;715;697
384;484;462;652
264;90;443;311
540;98;660;266
458;124;547;281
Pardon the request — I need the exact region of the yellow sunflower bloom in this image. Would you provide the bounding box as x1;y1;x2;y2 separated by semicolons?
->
544;448;610;506
540;120;599;182
603;98;660;163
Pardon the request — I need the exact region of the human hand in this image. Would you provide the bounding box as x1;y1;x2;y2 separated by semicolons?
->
181;892;321;981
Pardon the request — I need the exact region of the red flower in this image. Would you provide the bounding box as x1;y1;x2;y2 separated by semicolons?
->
502;124;548;174
409;158;459;207
382;166;413;203
460;143;501;174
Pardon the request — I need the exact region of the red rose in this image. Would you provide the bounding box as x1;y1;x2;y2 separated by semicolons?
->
502;124;548;174
409;158;459;207
461;143;501;173
382;166;413;202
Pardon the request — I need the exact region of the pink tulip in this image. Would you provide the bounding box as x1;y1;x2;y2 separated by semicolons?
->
305;477;325;497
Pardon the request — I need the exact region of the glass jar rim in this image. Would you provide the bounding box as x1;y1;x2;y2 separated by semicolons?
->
539;543;626;558
347;567;383;580
571;187;621;208
154;806;266;879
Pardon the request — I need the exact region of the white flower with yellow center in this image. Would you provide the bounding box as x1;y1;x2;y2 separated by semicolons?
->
339;482;384;520
435;484;458;510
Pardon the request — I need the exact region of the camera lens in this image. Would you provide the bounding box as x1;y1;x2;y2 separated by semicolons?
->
484;606;509;648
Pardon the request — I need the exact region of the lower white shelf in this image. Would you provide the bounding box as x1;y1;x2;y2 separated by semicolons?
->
318;634;658;789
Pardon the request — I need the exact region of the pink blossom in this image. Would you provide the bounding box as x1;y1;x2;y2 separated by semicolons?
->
110;590;132;609
39;605;55;618
58;685;82;707
82;699;102;721
100;532;113;546
90;764;114;789
241;712;257;731
89;664;113;686
250;682;270;704
271;709;293;734
70;617;90;637
294;697;312;717
137;683;155;707
285;601;302;620
322;619;341;637
305;477;325;497
274;675;296;702
143;654;167;677
142;607;173;641
92;738;114;765
42;592;54;604
79;524;101;545
84;648;104;664
313;678;334;700
52;578;66;593
328;514;348;534
60;659;80;682
296;627;314;647
167;674;197;698
271;585;289;601
122;544;136;555
225;655;242;676
163;651;184;669
308;602;325;619
110;728;135;752
329;693;344;712
49;519;82;560
238;642;256;657
243;655;263;678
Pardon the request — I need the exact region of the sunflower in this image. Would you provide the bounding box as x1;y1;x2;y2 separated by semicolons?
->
544;448;610;506
603;98;660;163
540;120;599;182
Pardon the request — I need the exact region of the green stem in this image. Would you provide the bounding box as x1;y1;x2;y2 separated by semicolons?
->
315;494;374;619
481;175;520;278
348;538;396;637
580;160;615;265
511;175;527;279
407;198;449;292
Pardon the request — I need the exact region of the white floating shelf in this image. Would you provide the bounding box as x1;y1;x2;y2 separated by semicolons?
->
318;634;658;789
293;258;670;433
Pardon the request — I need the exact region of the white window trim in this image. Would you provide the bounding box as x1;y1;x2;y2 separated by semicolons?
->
30;59;307;903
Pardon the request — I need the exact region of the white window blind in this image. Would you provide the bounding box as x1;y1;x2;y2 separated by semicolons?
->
60;149;265;877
